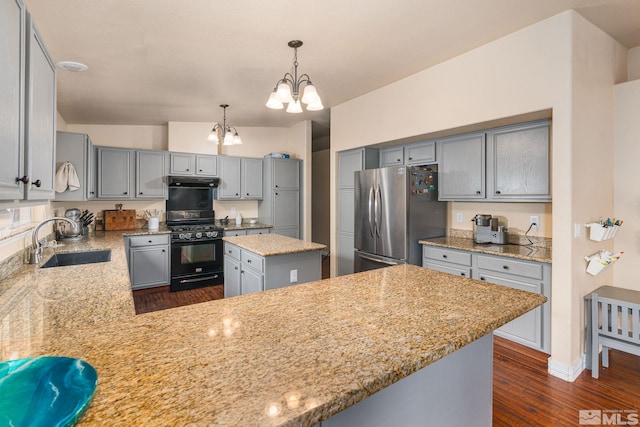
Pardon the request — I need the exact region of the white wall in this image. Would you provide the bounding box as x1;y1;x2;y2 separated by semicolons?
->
629;47;640;80
67;124;167;150
330;11;627;375
614;79;640;287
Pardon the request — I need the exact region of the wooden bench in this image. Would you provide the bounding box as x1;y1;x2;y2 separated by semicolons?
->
590;289;640;378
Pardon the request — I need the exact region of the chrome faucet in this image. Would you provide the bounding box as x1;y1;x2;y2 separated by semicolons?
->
30;217;80;264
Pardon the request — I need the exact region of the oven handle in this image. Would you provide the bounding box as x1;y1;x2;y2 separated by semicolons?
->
171;238;222;245
178;274;220;284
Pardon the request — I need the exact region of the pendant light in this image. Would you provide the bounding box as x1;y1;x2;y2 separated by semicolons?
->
207;104;242;145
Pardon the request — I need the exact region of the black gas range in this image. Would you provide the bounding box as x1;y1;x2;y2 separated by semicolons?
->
166;176;224;292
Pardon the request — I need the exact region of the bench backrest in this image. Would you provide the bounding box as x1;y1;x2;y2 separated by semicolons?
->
593;293;640;345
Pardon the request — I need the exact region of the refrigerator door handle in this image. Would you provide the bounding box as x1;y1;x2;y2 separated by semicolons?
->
375;184;382;237
368;185;375;237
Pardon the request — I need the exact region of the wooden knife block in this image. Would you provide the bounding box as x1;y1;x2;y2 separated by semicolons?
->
104;210;137;230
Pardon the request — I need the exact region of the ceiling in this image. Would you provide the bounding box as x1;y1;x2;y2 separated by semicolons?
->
23;0;640;130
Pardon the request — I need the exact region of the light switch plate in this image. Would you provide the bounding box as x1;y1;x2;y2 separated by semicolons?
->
290;269;298;282
456;212;463;223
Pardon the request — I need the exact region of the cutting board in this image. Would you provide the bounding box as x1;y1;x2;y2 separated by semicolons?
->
104;209;137;230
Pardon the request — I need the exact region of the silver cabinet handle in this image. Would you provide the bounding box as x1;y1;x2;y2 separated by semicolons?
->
375;184;382;238
368;185;375;238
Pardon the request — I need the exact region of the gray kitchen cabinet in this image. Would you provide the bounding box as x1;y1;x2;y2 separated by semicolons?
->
259;158;302;238
438;132;486;200
242;158;263;198
247;228;271;235
169;152;194;175
422;246;472;278
224;230;246;237
23;13;56;200
97;147;134;199
54;131;97;201
126;234;170;290
337;148;379;276
0;0;25;200
422;245;551;353
223;255;241;298
169;152;217;176
404;140;436;165
217;156;241;199
196;154;217;176
379;147;404;167
136;150;167;199
487;120;551;201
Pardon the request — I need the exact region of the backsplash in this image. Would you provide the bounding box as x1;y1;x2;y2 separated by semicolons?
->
449;228;552;249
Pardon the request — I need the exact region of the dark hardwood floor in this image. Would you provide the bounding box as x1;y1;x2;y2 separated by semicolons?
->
133;256;640;425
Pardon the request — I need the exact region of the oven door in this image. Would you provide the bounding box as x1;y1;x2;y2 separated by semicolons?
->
170;239;223;291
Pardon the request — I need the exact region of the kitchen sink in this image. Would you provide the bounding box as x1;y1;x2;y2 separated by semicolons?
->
40;250;112;268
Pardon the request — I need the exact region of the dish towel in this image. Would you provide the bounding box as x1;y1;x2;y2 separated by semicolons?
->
54;162;81;193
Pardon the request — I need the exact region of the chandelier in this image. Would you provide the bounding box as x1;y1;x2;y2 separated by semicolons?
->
207;104;242;145
266;40;323;113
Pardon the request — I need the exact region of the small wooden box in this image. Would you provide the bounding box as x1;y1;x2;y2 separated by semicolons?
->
104;209;137;230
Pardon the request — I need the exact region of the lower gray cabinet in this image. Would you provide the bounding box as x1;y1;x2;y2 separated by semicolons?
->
126;234;170;290
223;256;241;298
422;245;551;353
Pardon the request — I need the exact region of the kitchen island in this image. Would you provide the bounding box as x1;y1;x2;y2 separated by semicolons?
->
223;233;326;297
0;232;545;426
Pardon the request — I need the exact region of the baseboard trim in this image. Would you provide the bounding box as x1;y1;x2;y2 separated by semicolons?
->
547;354;586;382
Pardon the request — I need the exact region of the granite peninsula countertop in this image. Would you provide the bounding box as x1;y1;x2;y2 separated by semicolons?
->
0;232;545;426
419;236;552;263
223;233;327;257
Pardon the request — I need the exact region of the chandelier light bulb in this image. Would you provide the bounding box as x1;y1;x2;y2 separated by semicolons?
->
207;129;219;144
286;99;303;113
266;91;284;109
208;104;242;145
306;100;324;111
276;82;293;103
233;135;243;145
223;131;235;145
301;84;320;105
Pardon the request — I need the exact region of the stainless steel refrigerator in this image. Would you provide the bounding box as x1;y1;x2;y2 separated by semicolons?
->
354;165;446;272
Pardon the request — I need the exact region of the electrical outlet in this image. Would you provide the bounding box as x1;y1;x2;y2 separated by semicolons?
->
530;216;540;229
290;269;298;283
574;223;582;238
230;207;236;215
456;212;463;223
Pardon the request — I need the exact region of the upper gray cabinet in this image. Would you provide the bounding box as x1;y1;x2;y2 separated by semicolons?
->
97;147;134;199
259;158;302;238
24;12;56;200
404;140;436;165
54;131;97;201
438;120;551;202
136;150;168;199
379;147;404;168
488;121;551;201
0;2;56;201
438;133;486;200
0;0;26;200
217;156;262;200
169;152;217;176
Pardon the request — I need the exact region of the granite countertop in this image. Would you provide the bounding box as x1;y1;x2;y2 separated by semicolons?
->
419;236;552;263
220;221;273;231
0;232;545;426
223;233;327;257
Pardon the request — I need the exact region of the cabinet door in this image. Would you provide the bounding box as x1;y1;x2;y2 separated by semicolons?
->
0;0;25;200
218;156;241;199
379;147;404;167
195;154;217;176
54;132;90;201
273;159;299;189
97;147;133;198
438;133;485;200
272;227;299;239
404;141;435;165
339;149;364;189
338;189;354;233
223;256;241;298
489;121;550;201
337;233;355;276
136;150;167;199
130;245;170;289
24;15;55;200
273;190;299;228
241;267;263;295
169;153;194;175
242;158;263;198
477;272;543;350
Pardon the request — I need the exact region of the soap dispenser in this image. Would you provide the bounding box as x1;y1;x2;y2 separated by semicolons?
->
235;212;242;225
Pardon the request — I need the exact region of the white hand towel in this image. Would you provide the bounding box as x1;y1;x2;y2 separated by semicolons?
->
55;162;81;193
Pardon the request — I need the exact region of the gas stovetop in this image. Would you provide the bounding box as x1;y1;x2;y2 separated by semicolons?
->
168;223;223;241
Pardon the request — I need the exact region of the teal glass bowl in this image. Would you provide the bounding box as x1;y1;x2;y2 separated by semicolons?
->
0;356;98;426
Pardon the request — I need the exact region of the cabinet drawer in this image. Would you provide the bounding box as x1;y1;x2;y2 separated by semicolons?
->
225;243;241;260
128;234;169;247
476;255;542;280
424;262;472;278
423;246;471;266
247;228;271;235
224;230;247;237
241;251;264;273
